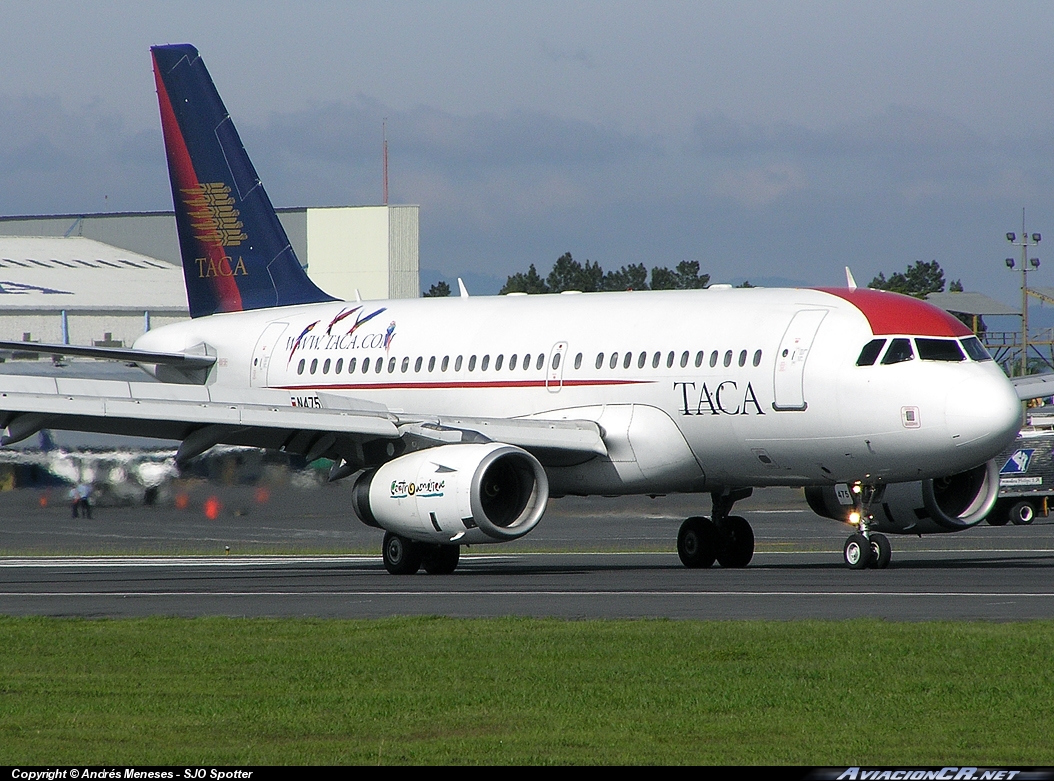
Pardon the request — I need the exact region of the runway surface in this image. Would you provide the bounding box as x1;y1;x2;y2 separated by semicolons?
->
3;482;1054;619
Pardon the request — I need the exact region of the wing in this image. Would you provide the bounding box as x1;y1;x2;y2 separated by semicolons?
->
0;373;606;475
1012;373;1054;401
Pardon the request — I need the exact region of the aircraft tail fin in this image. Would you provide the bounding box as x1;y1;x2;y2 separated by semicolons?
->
150;44;336;318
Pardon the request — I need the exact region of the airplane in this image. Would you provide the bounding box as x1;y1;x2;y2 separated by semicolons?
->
0;43;1034;573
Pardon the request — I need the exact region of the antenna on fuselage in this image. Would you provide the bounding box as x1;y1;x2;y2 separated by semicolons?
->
845;267;858;290
458;278;470;298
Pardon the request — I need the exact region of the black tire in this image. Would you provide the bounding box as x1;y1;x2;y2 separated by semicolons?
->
382;532;422;575
1010;500;1035;526
869;533;892;569
986;502;1010;526
844;533;873;569
422;544;460;575
677;516;717;568
716;515;754;568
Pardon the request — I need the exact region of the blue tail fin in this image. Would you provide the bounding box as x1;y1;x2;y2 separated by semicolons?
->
151;44;336;318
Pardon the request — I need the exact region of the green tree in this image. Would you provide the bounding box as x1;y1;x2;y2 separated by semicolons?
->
422;280;451;297
602;263;649;291
868;260;945;299
500;264;549;294
546;252;604;293
651;260;710;290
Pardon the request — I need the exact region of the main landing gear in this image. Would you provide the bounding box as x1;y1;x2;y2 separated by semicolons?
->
841;485;891;570
382;532;461;575
677;488;756;569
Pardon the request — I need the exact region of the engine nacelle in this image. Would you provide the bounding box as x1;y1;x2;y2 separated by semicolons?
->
352;442;549;544
804;460;1000;535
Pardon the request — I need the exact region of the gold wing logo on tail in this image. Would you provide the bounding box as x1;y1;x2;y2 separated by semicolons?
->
181;183;249;277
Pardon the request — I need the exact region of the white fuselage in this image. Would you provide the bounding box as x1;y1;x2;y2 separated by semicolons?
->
134;287;1022;496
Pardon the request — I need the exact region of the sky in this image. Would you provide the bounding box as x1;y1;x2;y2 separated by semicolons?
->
2;1;1054;305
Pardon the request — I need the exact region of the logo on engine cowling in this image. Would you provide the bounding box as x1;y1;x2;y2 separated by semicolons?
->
390;479;446;499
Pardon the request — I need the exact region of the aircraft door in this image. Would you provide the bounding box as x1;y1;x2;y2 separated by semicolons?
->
546;341;568;393
250;322;288;387
772;310;827;411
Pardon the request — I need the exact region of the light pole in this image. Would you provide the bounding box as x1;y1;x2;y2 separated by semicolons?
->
1006;211;1041;376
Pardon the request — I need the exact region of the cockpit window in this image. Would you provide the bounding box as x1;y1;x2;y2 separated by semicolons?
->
881;338;914;365
856;338;886;366
915;338;965;362
961;336;993;362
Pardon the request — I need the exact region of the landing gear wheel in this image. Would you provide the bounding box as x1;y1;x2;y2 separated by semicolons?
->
716;515;754;568
868;533;891;569
382;532;422;575
677;516;718;568
422;544;460;575
1010;501;1035;526
844;533;873;570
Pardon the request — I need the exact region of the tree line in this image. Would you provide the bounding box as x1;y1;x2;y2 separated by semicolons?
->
424;254;962;303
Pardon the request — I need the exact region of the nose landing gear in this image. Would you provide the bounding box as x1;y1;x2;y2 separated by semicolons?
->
842;484;891;569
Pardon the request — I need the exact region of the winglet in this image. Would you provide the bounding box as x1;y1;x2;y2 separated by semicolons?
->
458;278;470;298
845;267;858;291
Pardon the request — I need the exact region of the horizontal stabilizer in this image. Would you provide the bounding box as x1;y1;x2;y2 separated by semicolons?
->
0;341;217;369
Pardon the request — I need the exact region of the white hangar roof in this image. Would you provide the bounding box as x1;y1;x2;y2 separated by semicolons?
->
0;236;188;313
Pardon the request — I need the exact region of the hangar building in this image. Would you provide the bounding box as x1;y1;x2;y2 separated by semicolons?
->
0;205;420;349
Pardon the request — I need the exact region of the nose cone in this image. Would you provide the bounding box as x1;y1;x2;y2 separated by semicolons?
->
945;366;1022;462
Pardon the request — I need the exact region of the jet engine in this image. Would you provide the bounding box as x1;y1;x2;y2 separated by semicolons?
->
352;442;549;545
804;459;1000;535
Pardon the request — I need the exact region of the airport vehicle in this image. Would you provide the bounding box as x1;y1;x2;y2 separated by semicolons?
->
983;409;1054;526
0;44;1031;572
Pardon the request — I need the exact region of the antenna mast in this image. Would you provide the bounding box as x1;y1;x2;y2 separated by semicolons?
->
382;119;389;205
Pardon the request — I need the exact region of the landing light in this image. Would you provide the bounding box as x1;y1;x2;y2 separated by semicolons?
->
848;511;861;526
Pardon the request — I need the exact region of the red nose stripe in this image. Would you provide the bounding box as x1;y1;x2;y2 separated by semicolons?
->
816;287;971;337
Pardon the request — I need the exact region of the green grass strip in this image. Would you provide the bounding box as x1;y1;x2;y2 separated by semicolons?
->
0;617;1050;765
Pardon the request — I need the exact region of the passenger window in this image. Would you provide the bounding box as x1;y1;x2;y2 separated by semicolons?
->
652;351;661;369
428;356;435;372
680;351;689;368
609;353;618;369
738;350;747;367
623;352;632;369
388;357;397;373
552;353;561;370
297;359;305;375
310;359;318;374
666;351;675;369
916;339;965;362
695;351;704;368
574;353;582;370
481;355;490;371
596;353;605;370
441;356;449;372
752;350;762;367
468;355;477;371
335;358;343;374
415;356;423;372
723;350;732;367
638;351;646;369
361;357;370;373
961;337;993;362
401;357;409;372
348;357;356;373
375;358;383;373
710;351;718;368
536;354;545;370
323;359;331;374
496;354;504;371
856;339;886;366
509;354;518;370
881;338;914;365
455;356;463;371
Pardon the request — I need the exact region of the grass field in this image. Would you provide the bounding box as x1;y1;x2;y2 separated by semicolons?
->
1;616;1052;765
